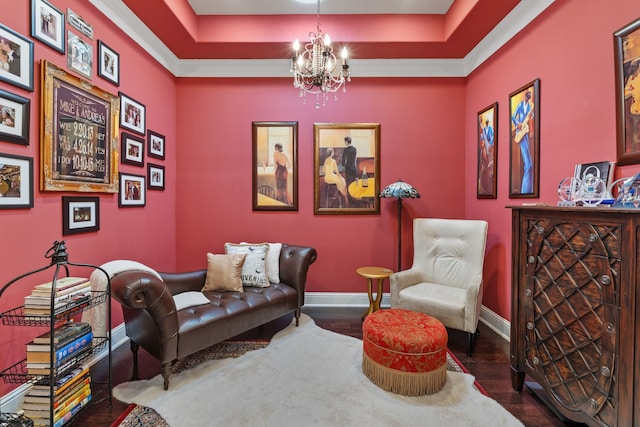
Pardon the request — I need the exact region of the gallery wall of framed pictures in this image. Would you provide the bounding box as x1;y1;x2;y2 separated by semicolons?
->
0;0;169;226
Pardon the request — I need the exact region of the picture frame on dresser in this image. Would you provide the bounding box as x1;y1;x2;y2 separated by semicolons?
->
0;24;34;91
119;92;146;135
31;0;65;53
313;123;380;215
0;152;33;209
614;17;640;165
62;196;99;235
509;79;540;198
252;121;298;211
97;40;119;86
477;102;498;199
0;88;30;146
119;172;146;207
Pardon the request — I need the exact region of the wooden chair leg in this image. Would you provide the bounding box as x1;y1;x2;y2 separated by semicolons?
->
130;340;139;367
295;309;301;326
162;362;171;390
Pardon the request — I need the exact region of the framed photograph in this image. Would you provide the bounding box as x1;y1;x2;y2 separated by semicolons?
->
509;79;540;198
0;24;34;91
119;92;146;135
62;196;99;235
615;18;640;165
313;123;380;215
31;0;65;53
97;40;119;86
67;31;92;79
477;102;498;199
121;132;144;166
0;89;30;146
252;121;298;211
40;60;119;193
147;163;165;190
119;172;146;207
574;161;615;187
147;130;165;160
0;152;33;209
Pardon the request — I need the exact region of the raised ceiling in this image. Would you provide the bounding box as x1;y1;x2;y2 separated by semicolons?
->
120;0;521;60
91;0;555;77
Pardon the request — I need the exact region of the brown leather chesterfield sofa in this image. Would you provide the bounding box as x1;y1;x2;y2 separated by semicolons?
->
109;244;317;390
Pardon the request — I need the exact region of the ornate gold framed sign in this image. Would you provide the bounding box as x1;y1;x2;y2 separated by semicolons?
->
41;60;119;192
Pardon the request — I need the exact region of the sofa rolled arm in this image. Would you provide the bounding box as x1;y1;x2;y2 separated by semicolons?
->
110;270;180;363
279;244;317;307
158;270;208;295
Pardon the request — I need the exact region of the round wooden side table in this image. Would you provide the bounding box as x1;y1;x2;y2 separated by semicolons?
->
356;266;393;319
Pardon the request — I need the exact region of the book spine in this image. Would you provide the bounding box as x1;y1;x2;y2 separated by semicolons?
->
33;322;91;345
54;331;93;364
34;277;89;292
54;384;90;413
52;394;91;427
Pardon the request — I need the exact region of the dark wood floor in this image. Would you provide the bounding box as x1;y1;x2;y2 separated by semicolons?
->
69;307;580;427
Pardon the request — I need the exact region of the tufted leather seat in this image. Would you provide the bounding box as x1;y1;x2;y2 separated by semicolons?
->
110;244;317;389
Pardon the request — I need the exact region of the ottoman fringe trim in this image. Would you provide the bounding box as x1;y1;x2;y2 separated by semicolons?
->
362;353;447;396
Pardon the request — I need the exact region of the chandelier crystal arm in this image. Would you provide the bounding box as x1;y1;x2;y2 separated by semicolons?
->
290;0;350;108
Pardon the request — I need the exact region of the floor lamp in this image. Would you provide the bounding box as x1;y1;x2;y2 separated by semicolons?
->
379;179;421;271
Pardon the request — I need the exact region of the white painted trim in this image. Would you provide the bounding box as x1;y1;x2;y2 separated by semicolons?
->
89;0;555;78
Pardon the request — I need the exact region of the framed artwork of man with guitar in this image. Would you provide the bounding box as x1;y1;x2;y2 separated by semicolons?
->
477;102;498;199
509;79;540;198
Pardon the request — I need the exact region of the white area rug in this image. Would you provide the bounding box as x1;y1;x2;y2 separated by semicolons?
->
113;314;523;427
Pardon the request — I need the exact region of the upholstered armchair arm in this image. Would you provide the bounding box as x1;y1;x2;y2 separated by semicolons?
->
110;270;180;363
389;268;425;306
464;277;484;332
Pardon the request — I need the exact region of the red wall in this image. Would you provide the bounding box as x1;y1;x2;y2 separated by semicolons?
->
465;0;640;318
0;1;176;395
174;78;466;292
2;0;639;397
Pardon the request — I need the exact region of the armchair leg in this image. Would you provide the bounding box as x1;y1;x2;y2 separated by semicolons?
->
466;328;479;357
294;309;301;326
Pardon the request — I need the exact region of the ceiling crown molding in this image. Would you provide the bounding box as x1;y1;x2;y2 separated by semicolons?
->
89;0;554;78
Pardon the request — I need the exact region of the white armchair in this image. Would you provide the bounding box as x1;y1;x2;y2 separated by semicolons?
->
390;218;488;356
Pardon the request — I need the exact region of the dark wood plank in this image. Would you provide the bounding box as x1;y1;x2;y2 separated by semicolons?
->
69;307;574;427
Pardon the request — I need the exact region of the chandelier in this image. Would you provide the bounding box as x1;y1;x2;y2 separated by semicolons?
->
290;0;350;108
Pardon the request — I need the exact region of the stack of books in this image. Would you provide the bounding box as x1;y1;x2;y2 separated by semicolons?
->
26;322;93;376
23;277;91;316
22;366;92;427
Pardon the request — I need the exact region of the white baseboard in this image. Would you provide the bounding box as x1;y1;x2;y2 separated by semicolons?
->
306;291;511;341
0;324;128;414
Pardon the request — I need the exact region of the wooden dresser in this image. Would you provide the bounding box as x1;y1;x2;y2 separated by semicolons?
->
509;206;639;426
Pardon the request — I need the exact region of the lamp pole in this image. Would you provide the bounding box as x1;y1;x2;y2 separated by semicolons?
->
396;197;403;271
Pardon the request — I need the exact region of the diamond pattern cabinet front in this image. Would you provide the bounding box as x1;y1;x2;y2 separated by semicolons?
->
509;207;638;427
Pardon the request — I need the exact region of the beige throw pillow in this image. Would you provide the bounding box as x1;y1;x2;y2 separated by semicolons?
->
224;243;270;287
202;253;246;292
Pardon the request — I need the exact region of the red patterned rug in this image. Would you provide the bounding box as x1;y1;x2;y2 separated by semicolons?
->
111;340;486;427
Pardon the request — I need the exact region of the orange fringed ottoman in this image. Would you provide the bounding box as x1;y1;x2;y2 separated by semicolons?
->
362;308;448;396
